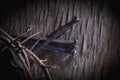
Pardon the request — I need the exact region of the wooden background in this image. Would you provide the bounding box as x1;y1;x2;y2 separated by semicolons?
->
0;0;120;80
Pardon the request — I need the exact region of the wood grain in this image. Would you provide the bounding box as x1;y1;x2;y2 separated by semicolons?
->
0;0;120;80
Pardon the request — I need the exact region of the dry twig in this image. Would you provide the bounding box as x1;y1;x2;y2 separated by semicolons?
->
0;27;53;80
0;16;79;80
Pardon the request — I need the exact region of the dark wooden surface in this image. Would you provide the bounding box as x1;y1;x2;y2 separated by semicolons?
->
0;0;120;80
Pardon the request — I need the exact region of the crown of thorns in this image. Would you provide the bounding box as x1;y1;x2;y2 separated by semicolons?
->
0;16;79;80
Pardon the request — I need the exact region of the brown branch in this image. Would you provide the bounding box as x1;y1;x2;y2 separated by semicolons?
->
0;27;53;80
25;48;52;80
21;32;40;44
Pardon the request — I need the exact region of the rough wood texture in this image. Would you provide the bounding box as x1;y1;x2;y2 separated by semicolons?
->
0;0;120;80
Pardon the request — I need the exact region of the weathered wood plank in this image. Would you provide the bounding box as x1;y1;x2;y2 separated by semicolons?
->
0;0;120;80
